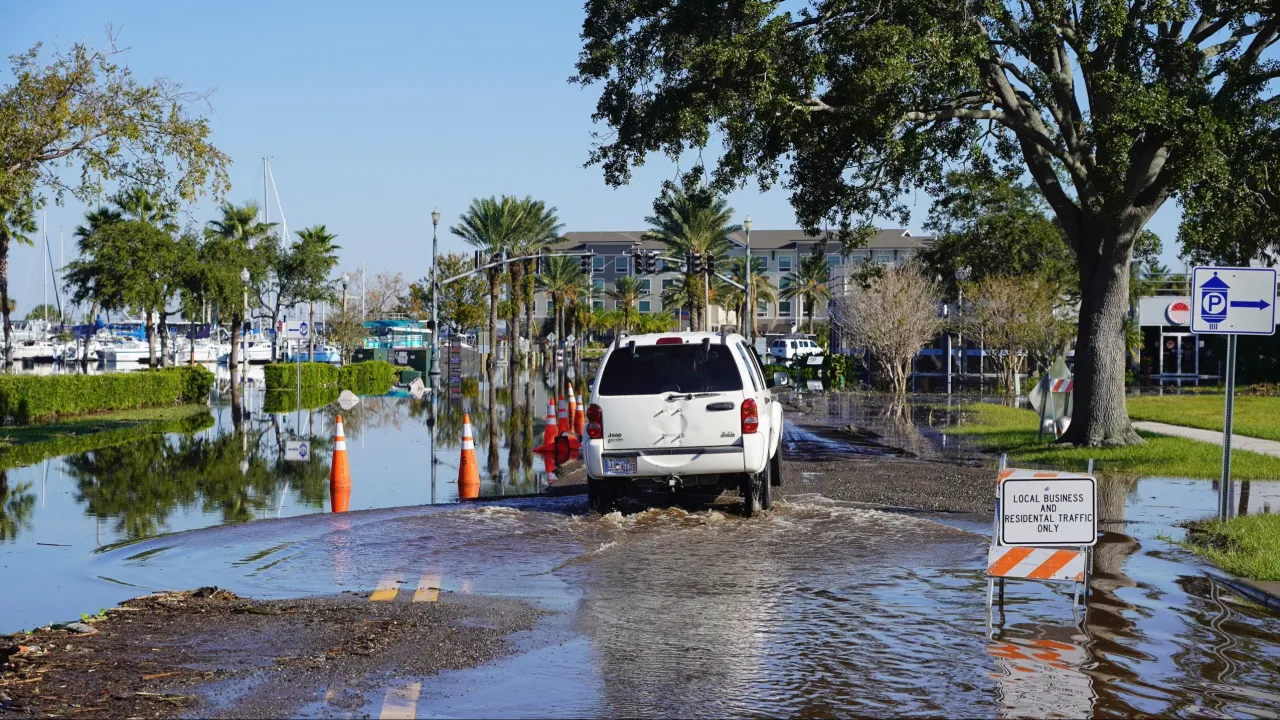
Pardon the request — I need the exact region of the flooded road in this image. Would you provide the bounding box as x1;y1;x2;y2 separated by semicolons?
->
3;374;1280;716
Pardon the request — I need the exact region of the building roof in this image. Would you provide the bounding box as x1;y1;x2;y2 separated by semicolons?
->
554;229;932;252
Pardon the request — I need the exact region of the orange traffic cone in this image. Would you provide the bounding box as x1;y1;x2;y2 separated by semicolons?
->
567;389;577;433
459;413;480;500
533;399;558;454
573;386;586;437
557;396;570;434
330;414;351;513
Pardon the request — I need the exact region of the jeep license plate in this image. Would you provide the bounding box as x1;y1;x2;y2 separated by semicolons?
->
603;457;637;476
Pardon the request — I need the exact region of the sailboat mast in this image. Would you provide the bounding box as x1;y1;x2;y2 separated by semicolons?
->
43;210;48;324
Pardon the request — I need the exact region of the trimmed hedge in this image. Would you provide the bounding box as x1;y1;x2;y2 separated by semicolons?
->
263;360;397;396
263;362;340;390
0;366;214;424
338;361;397;395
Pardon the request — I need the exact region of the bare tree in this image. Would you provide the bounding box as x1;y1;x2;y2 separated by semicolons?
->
958;276;1076;394
829;263;943;396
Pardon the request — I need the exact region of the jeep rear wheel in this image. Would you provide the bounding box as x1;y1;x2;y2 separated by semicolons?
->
740;460;771;517
587;477;622;514
770;446;782;487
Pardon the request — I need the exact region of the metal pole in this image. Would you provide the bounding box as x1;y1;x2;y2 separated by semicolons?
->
703;270;710;333
1219;334;1238;519
957;285;964;391
429;213;441;377
745;226;752;344
945;328;952;395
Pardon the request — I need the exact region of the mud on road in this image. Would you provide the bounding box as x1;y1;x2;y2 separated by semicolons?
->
0;588;539;719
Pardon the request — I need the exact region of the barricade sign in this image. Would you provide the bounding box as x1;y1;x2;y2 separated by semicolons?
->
998;470;1097;547
987;461;1096;623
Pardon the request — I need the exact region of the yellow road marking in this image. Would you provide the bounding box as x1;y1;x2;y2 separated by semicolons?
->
369;572;402;602
378;681;421;720
412;572;442;603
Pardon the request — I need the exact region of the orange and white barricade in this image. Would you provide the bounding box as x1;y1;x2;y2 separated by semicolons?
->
987;458;1097;621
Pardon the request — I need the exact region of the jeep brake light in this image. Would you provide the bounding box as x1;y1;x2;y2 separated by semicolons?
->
741;398;759;435
586;404;603;439
655;337;684;345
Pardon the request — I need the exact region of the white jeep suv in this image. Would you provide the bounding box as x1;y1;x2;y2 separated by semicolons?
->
583;331;788;516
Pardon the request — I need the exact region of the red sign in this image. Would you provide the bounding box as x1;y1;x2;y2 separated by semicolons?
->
1166;300;1191;325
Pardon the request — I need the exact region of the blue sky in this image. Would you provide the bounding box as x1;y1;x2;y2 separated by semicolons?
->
3;1;1186;315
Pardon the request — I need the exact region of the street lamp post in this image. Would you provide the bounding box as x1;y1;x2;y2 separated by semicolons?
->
744;216;752;345
955;267;970;391
240;267;250;380
429;207;442;379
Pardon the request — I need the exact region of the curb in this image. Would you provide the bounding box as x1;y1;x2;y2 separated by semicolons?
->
1205;571;1280;613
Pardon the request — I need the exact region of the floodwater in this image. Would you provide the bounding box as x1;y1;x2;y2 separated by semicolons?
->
3;375;1280;716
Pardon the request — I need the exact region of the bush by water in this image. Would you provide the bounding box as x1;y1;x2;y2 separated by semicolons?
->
263;361;397;396
0;366;214;424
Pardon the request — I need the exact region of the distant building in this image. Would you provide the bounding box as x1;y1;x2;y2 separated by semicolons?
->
536;229;933;333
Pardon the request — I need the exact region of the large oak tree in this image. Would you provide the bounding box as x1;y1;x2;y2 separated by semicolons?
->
574;0;1280;446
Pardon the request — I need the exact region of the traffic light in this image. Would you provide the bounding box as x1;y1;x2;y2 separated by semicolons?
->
473;251;482;270
580;254;592;275
633;250;645;275
645;251;658;274
705;253;716;274
535;256;546;274
690;253;703;274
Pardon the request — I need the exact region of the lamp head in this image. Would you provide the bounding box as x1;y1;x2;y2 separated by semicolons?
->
955;267;971;282
431;207;441;227
240;268;251;284
743;216;752;233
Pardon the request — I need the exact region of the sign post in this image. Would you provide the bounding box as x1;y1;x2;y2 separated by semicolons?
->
1190;267;1277;519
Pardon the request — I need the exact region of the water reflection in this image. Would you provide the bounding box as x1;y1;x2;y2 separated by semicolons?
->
0;472;35;541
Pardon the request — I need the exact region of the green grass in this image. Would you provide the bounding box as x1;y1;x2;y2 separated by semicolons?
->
1178;515;1280;581
1127;394;1280;442
0;404;214;470
947;403;1280;480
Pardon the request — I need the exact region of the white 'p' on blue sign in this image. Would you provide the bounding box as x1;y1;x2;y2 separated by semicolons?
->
1191;267;1277;336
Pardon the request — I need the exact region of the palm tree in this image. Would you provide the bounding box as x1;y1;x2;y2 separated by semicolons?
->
509;199;563;363
206;202;275;373
294;225;341;361
782;252;831;333
643;187;740;330
722;256;777;336
536;256;586;346
451;196;528;373
71;206;124;361
607;275;647;332
113;187;177;229
0;195;37;365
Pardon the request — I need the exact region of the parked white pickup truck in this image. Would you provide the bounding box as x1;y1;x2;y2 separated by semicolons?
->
582;331;788;516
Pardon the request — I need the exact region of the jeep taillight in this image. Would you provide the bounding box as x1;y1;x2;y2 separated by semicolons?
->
586;404;603;439
741;398;759;435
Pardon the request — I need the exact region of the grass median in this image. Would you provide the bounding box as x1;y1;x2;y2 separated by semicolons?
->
1127;394;1280;442
947;403;1280;479
1179;515;1280;581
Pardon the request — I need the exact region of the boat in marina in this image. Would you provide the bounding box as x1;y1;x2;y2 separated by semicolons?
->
217;341;272;364
286;343;342;363
10;339;61;362
100;338;154;364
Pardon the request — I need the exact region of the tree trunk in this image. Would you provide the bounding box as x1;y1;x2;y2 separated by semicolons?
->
486;272;499;373
146;310;157;369
0;242;10;368
159;312;170;367
523;262;535;368
1060;238;1143;446
82;301;98;364
308;303;315;361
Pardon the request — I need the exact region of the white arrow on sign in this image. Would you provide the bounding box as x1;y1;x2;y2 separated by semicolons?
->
285;440;309;462
408;377;427;400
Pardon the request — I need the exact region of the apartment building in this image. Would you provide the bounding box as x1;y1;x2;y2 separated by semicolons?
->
535;229;933;332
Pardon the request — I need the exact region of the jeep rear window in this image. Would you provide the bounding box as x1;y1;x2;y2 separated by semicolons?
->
598;344;744;395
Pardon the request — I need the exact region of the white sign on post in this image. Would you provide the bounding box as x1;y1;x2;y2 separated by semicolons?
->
282;320;310;340
285;440;309;462
1191;266;1277;335
999;472;1097;547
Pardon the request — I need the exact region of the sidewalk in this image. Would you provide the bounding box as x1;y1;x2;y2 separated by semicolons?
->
1132;421;1280;458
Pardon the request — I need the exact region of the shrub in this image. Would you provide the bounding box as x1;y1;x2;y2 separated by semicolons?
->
338;361;397;395
263;388;341;413
263;362;340;391
0;367;213;424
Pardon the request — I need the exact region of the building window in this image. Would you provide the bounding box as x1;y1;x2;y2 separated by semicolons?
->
592;256;606;272
592;299;604;310
827;254;842;268
848;251;867;264
639;278;651;292
593;278;605;291
758;257;769;272
546;300;554;315
778;255;793;272
614;255;628;273
638;300;652;313
662;278;676;290
876;253;893;264
756;300;768;317
780;277;793;290
779;300;793;317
